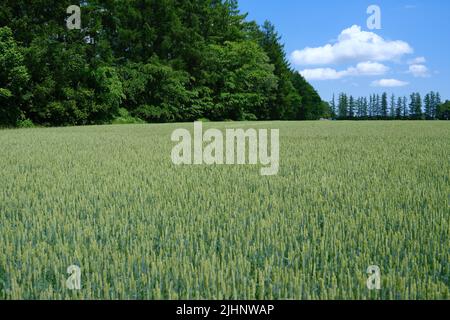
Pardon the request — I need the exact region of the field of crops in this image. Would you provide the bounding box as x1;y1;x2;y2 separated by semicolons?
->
0;121;449;300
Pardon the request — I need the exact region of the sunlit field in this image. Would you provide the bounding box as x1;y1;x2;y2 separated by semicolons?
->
0;121;448;299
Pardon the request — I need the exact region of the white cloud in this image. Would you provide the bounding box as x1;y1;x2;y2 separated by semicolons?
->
300;61;389;81
408;56;426;64
350;61;389;76
371;79;409;87
291;25;413;66
300;68;343;80
408;64;430;77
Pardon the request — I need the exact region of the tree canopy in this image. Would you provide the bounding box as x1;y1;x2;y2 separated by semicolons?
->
333;91;446;120
0;0;329;127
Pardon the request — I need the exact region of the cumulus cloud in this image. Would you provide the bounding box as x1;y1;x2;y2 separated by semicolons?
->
291;25;413;66
371;79;409;87
408;56;426;64
349;61;389;76
408;64;430;77
300;61;389;81
300;68;343;80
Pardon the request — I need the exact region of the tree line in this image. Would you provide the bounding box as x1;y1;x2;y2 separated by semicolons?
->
331;92;450;120
0;0;330;127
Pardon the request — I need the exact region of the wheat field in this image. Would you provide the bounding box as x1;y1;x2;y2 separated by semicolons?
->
0;121;448;299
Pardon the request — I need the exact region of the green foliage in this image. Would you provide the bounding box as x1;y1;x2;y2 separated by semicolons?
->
0;122;448;299
291;72;324;120
0;27;30;125
200;40;278;120
111;108;145;125
121;59;193;122
93;66;125;112
16;118;35;128
0;88;12;98
438;100;450;120
0;1;328;126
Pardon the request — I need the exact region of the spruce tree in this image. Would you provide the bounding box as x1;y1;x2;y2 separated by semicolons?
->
381;92;388;119
402;96;408;119
396;97;403;119
390;94;396;119
338;93;348;119
348;95;355;119
424;93;432;119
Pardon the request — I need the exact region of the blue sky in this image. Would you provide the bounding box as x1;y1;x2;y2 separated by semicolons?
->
239;0;450;102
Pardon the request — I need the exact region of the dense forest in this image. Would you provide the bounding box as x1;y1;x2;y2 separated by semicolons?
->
0;0;329;127
332;92;450;120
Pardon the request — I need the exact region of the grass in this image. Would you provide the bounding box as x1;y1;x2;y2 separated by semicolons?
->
0;121;448;299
